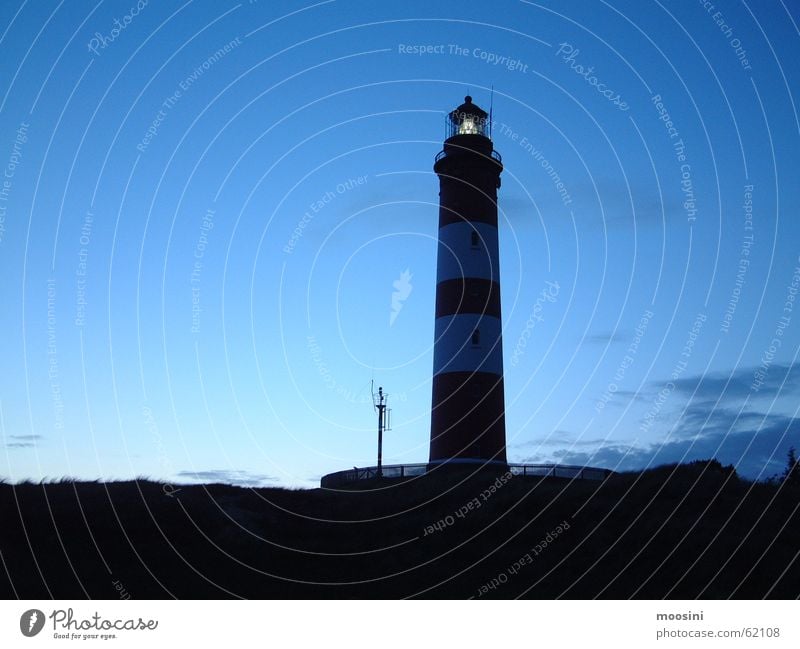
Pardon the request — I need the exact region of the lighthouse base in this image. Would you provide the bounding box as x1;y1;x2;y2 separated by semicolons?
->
425;458;509;481
320;462;612;489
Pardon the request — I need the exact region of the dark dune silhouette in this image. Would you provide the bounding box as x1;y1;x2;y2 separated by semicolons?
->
0;460;798;599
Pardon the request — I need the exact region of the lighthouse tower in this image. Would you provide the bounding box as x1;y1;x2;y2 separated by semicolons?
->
429;96;507;468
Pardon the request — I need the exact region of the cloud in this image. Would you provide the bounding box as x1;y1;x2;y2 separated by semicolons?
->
671;362;800;401
516;413;800;480
174;469;277;487
550;177;690;229
582;331;630;345
511;430;609;448
679;401;766;433
517;363;800;479
4;434;44;449
601;362;800;408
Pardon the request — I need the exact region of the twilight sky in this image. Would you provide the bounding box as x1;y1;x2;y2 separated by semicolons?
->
1;0;799;488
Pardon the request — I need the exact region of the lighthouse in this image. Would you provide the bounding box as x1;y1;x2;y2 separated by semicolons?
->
318;96;614;488
429;96;507;469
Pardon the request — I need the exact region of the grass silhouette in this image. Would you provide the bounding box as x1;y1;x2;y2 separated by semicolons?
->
0;460;797;599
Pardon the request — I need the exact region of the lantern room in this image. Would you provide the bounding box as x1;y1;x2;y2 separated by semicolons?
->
445;95;490;139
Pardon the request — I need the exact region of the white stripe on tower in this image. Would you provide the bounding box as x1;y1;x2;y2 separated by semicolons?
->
435;221;500;284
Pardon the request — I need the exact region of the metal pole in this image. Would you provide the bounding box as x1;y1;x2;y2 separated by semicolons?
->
377;387;384;478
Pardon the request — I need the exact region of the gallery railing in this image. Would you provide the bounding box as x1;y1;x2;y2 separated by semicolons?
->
320;462;612;488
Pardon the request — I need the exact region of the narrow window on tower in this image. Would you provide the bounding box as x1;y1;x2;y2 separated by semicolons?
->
472;328;481;346
470;229;479;249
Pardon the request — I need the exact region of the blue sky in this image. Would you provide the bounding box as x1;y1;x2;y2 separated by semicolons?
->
1;0;799;487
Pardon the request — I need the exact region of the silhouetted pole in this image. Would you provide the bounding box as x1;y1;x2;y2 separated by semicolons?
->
376;387;386;477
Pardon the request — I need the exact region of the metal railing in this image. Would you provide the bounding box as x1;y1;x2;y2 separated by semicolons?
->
320;462;612;488
508;464;612;481
434;148;502;164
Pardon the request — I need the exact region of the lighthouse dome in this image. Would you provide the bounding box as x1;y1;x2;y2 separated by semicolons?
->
447;95;489;137
453;95;488;119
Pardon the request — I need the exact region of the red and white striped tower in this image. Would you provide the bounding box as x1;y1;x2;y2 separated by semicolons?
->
429;96;507;468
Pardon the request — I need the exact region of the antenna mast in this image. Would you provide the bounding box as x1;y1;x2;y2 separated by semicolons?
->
373;383;389;478
489;85;494;139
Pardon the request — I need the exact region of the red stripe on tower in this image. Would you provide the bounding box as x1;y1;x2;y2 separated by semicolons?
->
430;96;507;467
